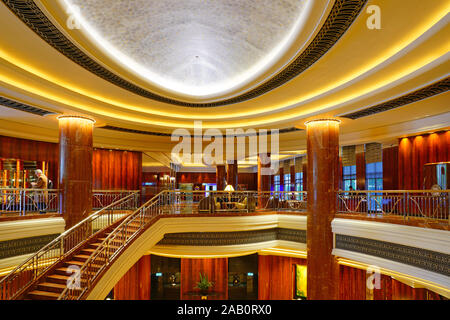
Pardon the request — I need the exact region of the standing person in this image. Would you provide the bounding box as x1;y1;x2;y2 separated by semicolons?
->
32;169;48;214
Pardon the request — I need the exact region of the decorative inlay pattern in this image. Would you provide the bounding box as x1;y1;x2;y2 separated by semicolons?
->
340;78;450;119
157;228;306;246
0;96;56;116
335;234;450;277
0;234;60;259
2;0;367;107
99;125;302;137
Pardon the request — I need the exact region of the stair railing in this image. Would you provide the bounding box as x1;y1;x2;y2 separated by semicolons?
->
59;190;168;300
0;191;139;300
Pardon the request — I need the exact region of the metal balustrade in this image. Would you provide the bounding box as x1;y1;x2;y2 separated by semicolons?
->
150;190;308;214
0;188;140;217
337;190;449;222
1;188;448;300
0;191;139;300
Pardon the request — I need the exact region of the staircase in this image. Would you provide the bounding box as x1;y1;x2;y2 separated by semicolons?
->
0;192;140;300
24;220;141;300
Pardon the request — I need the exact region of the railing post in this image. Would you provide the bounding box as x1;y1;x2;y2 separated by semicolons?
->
405;192;410;221
21;189;25;216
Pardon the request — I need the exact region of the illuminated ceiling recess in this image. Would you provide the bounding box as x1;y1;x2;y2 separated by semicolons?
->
63;0;311;99
0;0;449;156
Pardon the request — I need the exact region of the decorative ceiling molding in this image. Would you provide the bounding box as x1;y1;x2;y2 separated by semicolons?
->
2;0;367;107
0;96;56;116
99;125;302;137
157;228;306;246
339;77;450;120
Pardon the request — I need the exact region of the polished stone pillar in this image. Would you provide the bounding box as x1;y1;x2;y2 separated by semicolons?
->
216;164;226;190
226;160;238;189
305;119;340;300
58;116;94;230
257;153;271;208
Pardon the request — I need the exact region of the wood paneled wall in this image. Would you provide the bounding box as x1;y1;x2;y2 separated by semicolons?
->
175;172;257;190
0;135;142;190
176;172;216;185
0;135;58;187
383;146;399;190
258;255;306;300
339;265;444;300
238;173;257;190
356;152;366;190
181;258;228;300
114;255;151;300
398;131;450;190
92;148;142;190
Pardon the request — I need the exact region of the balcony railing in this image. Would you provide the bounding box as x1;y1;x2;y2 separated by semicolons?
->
0;191;140;300
0;188;140;217
154;190;308;214
337;190;449;222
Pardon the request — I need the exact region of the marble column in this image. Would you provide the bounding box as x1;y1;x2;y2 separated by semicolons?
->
257;153;271;208
305;119;340;300
58;116;94;230
216;164;226;190
226;160;238;189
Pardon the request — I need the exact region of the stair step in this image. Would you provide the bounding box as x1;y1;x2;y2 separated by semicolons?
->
37;282;66;293
64;260;102;269
80;248;97;254
47;274;70;285
72;254;91;262
55;267;80;276
28;290;60;300
89;242;120;249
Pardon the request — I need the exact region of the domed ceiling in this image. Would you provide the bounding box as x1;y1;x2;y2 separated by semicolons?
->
0;0;448;157
64;0;310;98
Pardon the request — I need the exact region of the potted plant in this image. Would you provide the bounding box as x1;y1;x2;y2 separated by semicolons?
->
194;272;214;296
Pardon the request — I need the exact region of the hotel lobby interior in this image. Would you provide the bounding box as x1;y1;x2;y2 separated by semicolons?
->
0;0;448;301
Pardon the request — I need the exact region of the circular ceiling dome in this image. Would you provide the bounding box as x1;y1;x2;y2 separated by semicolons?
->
64;0;311;98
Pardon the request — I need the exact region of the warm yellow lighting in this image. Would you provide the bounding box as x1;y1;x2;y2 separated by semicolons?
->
337;257;450;298
259;248;307;259
304;118;341;126
224;184;235;192
0;1;447;128
57;115;96;123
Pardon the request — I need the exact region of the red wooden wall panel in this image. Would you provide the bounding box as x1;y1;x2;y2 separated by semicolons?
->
180;258;228;300
339;265;366;300
92;148;142;190
356;152;366;190
238;172;257;190
339;265;445;300
398;131;450;190
258;255;306;300
382;146;399;190
114;255;151;300
0;135;58;187
0;135;142;190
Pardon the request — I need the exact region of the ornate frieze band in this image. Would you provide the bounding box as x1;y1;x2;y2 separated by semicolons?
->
157;228;306;246
340;77;450;119
0;234;59;259
2;0;367;107
0;96;55;116
99;125;302;137
335;234;450;277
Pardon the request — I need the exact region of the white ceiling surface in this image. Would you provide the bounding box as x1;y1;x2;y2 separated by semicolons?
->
64;0;310;97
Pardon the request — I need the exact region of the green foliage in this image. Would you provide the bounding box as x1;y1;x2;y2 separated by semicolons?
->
194;272;214;290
